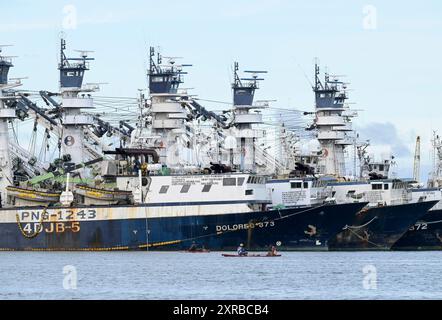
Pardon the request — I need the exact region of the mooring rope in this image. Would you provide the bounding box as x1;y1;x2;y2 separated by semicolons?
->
342;216;383;248
343;216;378;230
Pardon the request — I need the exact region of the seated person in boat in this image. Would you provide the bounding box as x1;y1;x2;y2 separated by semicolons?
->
188;241;199;252
237;243;248;256
267;245;278;256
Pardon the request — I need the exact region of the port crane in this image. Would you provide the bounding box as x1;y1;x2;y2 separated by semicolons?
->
413;136;421;182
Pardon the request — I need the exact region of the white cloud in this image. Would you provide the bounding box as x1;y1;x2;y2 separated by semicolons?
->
355;122;411;158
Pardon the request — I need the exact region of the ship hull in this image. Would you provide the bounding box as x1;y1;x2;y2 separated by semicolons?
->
391;209;442;250
327;201;439;251
0;201;366;251
149;201;367;251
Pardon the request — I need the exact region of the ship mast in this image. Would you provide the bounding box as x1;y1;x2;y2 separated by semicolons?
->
132;47;191;167
429;132;442;188
58;37;96;175
313;62;352;177
0;46;19;206
231;62;267;172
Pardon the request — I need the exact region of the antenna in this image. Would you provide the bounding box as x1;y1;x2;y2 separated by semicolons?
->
244;70;268;74
243;70;267;81
297;63;313;88
0;45;16;63
163;56;183;60
314;58;322;90
85;82;108;86
0;45;13;54
9;77;28;84
74;50;95;58
163;56;183;65
241;78;265;81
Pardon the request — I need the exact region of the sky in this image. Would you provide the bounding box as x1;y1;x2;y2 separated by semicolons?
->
1;0;441;180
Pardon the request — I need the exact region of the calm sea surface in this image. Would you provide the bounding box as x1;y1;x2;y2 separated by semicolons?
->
1;251;442;300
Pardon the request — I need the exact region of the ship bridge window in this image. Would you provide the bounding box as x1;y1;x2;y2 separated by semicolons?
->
246;176;266;184
180;185;191;193
372;184;382;190
223;178;236;186
245;189;254;196
303;182;309;189
257;177;266;184
237;177;245;186
379;165;385;171
159;185;169;194
151;76;163;82
66;71;81;77
291;182;302;189
384;184;389;190
202;184;212;192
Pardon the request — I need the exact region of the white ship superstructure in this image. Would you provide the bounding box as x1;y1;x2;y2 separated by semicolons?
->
0;47;18;206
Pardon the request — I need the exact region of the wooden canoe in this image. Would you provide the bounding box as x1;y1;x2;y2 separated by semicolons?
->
222;254;281;257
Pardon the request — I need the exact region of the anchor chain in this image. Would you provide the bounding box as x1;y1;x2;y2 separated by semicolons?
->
16;207;47;239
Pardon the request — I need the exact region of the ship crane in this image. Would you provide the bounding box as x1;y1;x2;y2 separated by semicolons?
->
413;136;421;182
180;95;231;129
0;45;21;206
4;93;115;172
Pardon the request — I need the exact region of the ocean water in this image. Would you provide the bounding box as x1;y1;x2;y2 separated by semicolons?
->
1;251;442;300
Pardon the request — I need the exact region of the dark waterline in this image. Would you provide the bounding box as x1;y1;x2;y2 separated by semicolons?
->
1;251;442;299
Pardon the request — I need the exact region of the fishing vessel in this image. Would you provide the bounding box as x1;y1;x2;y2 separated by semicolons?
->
0;40;366;251
392;133;442;250
273;63;438;250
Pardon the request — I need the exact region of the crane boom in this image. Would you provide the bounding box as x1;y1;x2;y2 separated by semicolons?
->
413;136;421;182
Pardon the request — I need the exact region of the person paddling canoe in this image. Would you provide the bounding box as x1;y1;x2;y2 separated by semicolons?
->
267;245;278;256
237;243;248;256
